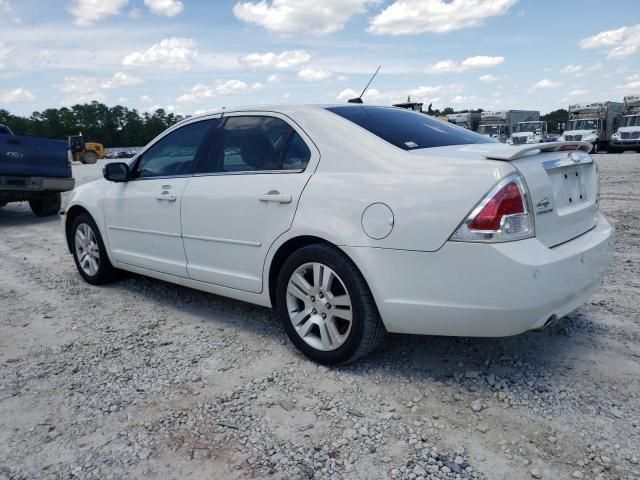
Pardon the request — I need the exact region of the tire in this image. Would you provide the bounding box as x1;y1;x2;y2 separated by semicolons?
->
71;213;118;285
29;193;61;217
276;244;384;365
82;151;98;164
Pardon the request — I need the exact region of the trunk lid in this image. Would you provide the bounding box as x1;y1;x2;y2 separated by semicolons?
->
483;141;599;248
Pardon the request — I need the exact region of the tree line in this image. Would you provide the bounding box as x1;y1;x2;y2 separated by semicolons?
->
0;102;186;148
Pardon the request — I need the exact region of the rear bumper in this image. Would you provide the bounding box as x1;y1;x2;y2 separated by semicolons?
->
344;212;614;337
0;176;75;193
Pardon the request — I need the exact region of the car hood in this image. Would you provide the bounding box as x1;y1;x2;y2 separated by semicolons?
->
562;130;597;137
616;126;640;133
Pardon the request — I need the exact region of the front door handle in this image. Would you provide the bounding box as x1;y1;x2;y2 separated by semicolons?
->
156;193;177;202
259;191;292;204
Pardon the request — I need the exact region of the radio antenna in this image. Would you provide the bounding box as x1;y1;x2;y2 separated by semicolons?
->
348;65;381;104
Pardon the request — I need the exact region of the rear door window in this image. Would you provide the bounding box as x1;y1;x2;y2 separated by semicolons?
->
204;116;311;173
326;106;492;150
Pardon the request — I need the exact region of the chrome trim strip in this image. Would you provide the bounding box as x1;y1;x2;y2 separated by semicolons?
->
192;169;304;178
182;233;262;247
542;156;593;171
108;225;181;238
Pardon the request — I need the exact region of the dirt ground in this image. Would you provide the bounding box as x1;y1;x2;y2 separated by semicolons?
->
1;154;638;480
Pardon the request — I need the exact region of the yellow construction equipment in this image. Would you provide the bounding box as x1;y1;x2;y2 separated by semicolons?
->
68;134;106;164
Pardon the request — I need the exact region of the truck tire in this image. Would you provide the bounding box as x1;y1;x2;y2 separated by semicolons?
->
29;193;61;217
82;151;98;164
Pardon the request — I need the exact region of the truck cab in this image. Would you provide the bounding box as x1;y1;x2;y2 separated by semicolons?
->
559;102;623;153
610;95;640;153
477;111;509;142
508;121;548;144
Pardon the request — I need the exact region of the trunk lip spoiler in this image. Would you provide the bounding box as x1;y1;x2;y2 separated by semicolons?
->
483;141;592;161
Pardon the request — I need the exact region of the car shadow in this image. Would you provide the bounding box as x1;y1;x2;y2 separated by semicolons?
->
111;270;599;392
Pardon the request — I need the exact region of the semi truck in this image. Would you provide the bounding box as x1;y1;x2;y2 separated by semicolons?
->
609;95;640;153
477;110;539;143
558;101;624;153
447;112;480;131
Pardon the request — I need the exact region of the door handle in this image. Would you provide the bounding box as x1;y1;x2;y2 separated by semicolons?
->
156;193;177;202
259;191;292;204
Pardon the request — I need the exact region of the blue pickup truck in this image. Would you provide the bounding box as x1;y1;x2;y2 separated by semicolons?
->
0;123;75;216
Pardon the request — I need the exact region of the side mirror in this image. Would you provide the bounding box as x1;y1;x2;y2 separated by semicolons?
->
103;162;130;182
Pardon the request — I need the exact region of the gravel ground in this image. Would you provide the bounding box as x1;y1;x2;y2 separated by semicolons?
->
1;154;639;480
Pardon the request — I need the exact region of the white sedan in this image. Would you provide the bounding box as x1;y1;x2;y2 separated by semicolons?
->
63;105;614;364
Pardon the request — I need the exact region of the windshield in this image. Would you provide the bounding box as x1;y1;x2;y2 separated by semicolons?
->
567;119;599;131
326;106;493;150
514;122;543;133
477;125;502;135
621;115;640;127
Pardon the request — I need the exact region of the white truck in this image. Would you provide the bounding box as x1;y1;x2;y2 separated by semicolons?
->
609;95;640;153
447;112;480;131
508;118;548;145
559;101;624;153
477;110;539;143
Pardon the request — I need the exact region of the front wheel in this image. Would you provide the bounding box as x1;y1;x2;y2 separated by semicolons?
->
82;151;98;164
29;193;61;217
71;213;118;285
276;244;384;365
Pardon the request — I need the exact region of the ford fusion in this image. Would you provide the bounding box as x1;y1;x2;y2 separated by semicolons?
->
63;105;614;364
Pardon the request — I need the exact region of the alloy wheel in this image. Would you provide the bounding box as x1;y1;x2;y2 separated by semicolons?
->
286;262;353;351
75;223;100;276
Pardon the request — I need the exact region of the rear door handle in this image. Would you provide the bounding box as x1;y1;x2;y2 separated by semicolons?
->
156;193;177;202
259;191;292;204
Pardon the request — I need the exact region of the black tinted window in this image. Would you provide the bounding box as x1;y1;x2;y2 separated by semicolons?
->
326;106;492;150
0;125;12;135
282;132;311;170
208;116;294;173
136;119;215;178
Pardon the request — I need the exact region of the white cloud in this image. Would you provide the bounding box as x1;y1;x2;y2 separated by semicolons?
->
529;79;563;90
368;0;518;35
336;84;444;103
336;74;349;81
567;89;589;96
118;96;128;103
250;82;265;91
144;0;183;17
478;74;499;82
425;55;504;74
560;64;583;74
297;68;333;82
58;76;106;103
123;37;197;71
579;23;640;58
0;88;35;103
240;50;310;69
616;74;640;92
407;85;441;98
102;72;143;88
0;0;11;13
140;95;152;103
233;0;376;36
0;42;12;69
177;80;250;103
68;0;129;27
267;73;283;83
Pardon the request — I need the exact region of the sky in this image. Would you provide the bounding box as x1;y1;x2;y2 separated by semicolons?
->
0;0;638;117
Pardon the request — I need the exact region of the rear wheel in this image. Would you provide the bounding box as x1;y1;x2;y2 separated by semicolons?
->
276;244;384;365
82;151;98;164
29;193;61;217
71;213;118;285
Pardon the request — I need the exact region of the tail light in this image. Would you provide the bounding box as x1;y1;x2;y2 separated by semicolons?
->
451;173;534;243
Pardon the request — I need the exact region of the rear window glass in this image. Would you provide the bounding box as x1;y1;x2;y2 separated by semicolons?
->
326;106;492;150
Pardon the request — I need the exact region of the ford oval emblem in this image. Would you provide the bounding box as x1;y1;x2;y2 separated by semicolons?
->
7;151;24;159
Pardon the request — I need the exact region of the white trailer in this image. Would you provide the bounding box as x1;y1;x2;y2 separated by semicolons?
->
447;112;480;131
477;110;539;143
609;95;640;153
559;101;624;153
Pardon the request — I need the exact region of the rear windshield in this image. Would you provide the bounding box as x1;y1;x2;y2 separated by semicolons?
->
326;105;493;150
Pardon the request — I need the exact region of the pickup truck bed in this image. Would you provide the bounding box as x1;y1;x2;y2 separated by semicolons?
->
1;126;75;216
